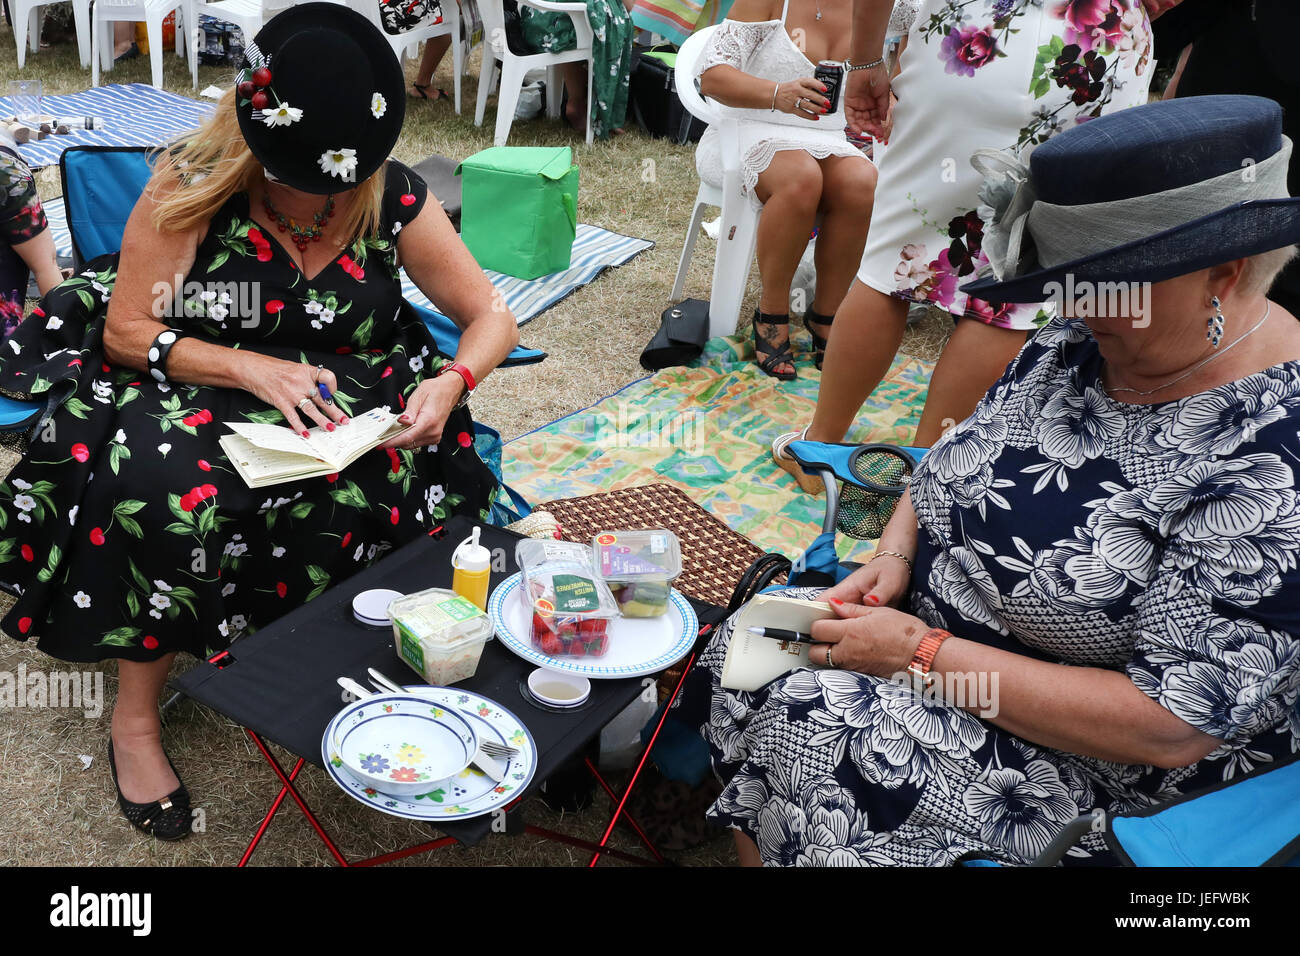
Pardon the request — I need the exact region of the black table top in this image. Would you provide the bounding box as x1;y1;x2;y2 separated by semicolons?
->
172;515;699;846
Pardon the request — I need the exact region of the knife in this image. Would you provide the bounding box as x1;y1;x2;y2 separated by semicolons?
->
470;747;505;783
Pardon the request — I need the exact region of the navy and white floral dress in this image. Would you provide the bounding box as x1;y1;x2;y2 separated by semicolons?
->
682;312;1300;866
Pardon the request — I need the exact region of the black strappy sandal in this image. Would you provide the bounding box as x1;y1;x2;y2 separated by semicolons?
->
409;83;450;102
805;307;834;370
752;309;797;381
107;739;193;842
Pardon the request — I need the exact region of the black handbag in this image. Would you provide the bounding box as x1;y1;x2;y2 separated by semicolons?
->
640;298;711;370
629;46;708;145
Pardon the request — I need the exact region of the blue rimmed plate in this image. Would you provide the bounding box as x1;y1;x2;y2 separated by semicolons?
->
487;573;698;678
321;688;537;822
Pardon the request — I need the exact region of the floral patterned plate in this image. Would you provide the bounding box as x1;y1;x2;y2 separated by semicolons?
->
321;687;537;822
488;572;698;678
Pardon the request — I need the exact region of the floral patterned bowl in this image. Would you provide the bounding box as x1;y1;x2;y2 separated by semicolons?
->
331;694;479;797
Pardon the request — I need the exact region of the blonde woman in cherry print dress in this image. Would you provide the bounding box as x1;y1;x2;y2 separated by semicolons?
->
774;0;1154;488
0;5;519;841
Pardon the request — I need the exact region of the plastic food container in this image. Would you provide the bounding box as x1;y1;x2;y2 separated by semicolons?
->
517;539;619;658
390;587;494;685
592;530;682;618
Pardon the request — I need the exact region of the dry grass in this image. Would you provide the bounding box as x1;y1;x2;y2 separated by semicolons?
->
0;19;946;867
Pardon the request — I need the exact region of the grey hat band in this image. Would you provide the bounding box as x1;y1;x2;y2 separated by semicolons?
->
974;138;1293;282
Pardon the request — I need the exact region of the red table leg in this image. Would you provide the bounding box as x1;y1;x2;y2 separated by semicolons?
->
245;729;350;866
587;646;700;867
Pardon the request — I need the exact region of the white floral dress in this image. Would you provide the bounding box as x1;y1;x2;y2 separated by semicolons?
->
694;3;870;211
679;312;1300;865
860;0;1154;329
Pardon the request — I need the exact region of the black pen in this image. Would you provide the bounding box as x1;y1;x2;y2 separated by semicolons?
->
747;626;817;644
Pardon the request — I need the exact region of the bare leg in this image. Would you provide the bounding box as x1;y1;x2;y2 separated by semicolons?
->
808;155;876;362
752;151;824;376
113;22;134;57
913;316;1027;446
111;656;180;803
807;280;909;442
561;63;588;130
734;830;763;867
409;35;454;98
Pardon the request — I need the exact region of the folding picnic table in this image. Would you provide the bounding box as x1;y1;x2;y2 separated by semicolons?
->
171;515;723;866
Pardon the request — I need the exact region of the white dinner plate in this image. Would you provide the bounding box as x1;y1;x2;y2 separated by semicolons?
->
487;573;697;679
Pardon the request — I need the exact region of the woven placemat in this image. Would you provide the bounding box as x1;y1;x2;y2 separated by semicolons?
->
537;484;771;609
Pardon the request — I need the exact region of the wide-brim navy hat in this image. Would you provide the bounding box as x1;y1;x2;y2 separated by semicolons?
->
961;95;1300;304
235;3;405;195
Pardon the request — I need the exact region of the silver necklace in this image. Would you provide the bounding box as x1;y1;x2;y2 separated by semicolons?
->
1103;302;1272;398
815;0;822;19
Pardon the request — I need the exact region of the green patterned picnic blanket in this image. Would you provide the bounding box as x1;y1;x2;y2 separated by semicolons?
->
503;333;931;559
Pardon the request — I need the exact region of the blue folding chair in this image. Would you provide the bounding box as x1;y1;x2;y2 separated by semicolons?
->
1020;750;1300;866
783;440;927;587
780;440;1300;867
59;145;158;269
56;145;547;367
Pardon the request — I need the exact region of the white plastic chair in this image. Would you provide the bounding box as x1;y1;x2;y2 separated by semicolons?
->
91;0;188;89
12;0;92;69
671;24;760;339
183;0;271;88
344;0;467;114
474;0;593;147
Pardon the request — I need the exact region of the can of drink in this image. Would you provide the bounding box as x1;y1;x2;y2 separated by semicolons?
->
814;60;844;114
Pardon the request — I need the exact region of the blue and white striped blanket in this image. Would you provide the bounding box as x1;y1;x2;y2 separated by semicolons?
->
0;84;215;169
42;197;652;328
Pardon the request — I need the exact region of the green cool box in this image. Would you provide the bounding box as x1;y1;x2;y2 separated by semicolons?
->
455;146;579;279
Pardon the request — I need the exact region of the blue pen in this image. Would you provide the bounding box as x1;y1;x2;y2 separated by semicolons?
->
318;382;333;404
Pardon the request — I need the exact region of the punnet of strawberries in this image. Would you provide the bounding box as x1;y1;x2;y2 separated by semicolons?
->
516;539;620;659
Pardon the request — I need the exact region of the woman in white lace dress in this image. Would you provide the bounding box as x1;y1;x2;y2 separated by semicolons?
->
773;0;1159;491
695;0;876;379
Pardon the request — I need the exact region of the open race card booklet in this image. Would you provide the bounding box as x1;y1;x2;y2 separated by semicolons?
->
219;406;412;488
720;594;838;692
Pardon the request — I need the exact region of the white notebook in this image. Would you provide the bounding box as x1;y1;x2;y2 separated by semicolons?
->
218;406;411;488
719;595;837;692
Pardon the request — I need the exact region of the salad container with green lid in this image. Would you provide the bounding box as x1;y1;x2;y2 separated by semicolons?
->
592;530;683;618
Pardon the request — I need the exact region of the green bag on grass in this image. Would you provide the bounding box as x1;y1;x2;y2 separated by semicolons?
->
455;146;579;279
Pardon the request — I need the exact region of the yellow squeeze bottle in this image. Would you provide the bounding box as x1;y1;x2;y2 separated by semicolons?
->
452;526;492;611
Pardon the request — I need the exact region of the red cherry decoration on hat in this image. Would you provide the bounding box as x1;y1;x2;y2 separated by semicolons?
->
251;90;269;111
252;66;273;88
237;80;255;98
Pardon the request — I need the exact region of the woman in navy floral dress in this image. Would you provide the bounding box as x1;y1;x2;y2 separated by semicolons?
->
0;5;519;840
684;96;1300;865
0;129;63;338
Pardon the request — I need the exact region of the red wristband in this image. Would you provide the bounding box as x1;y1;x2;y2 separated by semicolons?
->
437;362;476;394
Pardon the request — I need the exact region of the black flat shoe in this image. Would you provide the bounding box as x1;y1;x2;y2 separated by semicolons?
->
107;739;192;842
752;309;797;381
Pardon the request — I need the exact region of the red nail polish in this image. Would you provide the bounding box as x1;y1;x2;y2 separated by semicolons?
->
829;598;843;606
399;415;410;423
340;417;350;424
301;430;309;437
866;595;880;605
326;423;336;432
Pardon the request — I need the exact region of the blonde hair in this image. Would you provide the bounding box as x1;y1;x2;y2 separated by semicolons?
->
147;88;385;245
1239;245;1299;296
